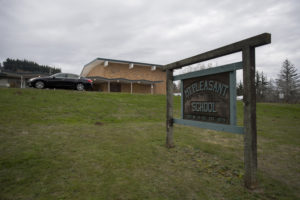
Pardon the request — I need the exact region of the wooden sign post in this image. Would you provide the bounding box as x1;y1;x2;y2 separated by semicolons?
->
163;33;271;189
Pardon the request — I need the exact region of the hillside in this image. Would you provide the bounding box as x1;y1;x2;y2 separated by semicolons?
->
0;88;299;200
2;58;61;74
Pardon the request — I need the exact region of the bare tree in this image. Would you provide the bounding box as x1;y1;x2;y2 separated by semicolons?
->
173;82;181;93
265;78;278;102
255;70;268;102
276;59;300;103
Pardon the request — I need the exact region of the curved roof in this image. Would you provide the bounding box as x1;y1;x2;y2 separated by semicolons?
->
80;57;163;77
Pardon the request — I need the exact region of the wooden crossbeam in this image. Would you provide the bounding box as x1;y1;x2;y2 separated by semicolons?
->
162;33;271;71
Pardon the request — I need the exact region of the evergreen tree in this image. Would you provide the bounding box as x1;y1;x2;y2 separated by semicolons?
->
276;59;300;103
2;58;61;74
237;80;243;96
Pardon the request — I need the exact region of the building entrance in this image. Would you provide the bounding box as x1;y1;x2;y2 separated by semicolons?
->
110;83;121;92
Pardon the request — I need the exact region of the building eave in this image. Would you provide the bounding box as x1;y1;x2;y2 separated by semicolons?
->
81;57;163;77
93;57;163;68
87;76;163;84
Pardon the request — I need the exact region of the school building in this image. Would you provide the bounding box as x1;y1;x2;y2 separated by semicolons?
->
80;58;166;94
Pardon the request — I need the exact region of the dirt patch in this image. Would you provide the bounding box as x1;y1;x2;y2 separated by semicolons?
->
15;91;23;95
95;121;103;126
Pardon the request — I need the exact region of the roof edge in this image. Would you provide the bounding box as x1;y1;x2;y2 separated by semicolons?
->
85;57;163;67
81;57;164;77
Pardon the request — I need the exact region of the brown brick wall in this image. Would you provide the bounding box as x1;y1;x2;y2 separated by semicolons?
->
86;62;166;94
100;82;108;92
121;83;131;93
131;83;151;94
93;82;155;94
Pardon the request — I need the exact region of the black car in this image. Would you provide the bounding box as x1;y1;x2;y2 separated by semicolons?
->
28;73;93;91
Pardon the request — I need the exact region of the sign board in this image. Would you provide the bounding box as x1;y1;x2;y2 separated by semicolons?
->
183;72;230;124
173;62;244;134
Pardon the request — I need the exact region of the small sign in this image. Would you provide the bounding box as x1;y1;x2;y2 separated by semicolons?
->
279;93;284;99
183;72;230;124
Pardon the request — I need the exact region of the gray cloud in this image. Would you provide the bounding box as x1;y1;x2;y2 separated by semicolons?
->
0;0;299;79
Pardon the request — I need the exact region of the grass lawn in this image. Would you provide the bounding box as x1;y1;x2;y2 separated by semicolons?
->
0;88;299;200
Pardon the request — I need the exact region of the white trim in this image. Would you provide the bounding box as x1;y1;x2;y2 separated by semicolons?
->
104;61;109;67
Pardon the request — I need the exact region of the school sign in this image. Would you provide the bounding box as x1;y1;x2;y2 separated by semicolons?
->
183;73;230;123
174;62;243;134
163;33;271;189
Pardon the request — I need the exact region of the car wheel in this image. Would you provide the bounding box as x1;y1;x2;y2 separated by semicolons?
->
76;83;85;91
35;81;45;89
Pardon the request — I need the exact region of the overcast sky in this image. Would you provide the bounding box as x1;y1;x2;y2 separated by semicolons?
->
0;0;299;80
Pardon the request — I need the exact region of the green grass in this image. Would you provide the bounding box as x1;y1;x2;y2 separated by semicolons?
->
0;88;299;200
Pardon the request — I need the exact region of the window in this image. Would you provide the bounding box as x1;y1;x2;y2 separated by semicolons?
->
53;73;66;78
67;74;79;79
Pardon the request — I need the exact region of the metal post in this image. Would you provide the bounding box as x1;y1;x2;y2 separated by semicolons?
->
243;46;257;189
151;84;153;95
166;69;174;148
108;81;110;92
131;82;133;94
20;76;23;88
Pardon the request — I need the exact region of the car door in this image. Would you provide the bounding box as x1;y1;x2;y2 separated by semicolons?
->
48;73;67;88
65;74;79;88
